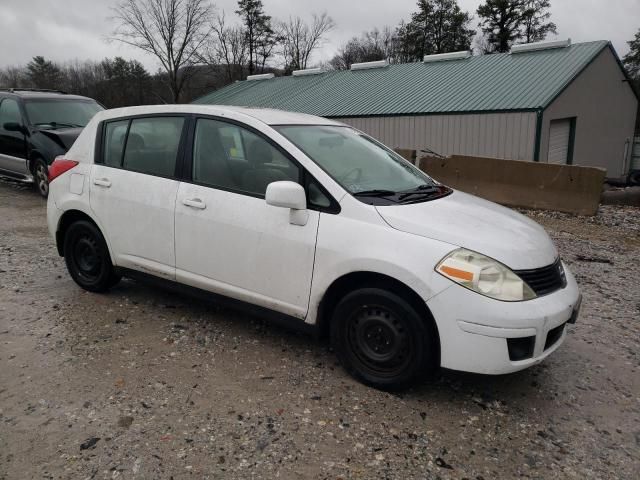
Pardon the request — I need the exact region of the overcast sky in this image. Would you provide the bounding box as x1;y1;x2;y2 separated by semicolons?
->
1;0;638;72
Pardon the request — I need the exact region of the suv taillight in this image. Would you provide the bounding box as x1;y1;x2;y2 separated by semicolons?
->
48;159;79;182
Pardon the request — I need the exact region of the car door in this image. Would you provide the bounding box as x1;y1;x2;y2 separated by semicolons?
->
0;98;29;177
174;117;319;319
90;116;186;280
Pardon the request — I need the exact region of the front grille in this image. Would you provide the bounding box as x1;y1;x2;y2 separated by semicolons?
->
515;259;566;297
544;323;566;350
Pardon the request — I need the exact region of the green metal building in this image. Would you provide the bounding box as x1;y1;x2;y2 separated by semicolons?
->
195;40;638;177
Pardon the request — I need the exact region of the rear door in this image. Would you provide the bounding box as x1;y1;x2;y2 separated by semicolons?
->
174;117;320;318
0;98;29;177
90;115;186;280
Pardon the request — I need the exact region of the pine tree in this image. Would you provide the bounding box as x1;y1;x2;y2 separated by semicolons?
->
27;56;64;90
521;0;557;43
477;0;557;53
236;0;275;75
623;28;640;81
477;0;526;53
408;0;475;59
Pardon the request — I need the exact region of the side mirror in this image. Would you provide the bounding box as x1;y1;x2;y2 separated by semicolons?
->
265;181;308;226
3;122;27;134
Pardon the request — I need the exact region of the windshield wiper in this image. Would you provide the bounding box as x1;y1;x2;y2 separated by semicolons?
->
397;184;441;201
35;122;83;129
353;189;397;197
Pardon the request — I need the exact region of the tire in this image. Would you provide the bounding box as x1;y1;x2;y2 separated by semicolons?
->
63;220;121;292
32;158;49;198
628;170;640;186
330;288;437;390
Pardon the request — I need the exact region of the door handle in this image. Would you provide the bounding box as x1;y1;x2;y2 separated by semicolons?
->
182;198;206;210
93;178;111;188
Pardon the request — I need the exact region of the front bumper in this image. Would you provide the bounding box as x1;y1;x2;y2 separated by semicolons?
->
427;262;581;375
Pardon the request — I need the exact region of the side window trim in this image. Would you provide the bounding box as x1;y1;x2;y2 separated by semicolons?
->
185;114;340;213
118;120;132;168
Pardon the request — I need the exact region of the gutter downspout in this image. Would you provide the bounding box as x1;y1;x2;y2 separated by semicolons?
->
533;109;543;162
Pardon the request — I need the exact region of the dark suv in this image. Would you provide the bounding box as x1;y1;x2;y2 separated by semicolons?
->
0;89;103;196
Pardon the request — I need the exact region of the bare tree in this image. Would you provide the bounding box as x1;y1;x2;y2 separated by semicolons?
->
280;13;335;72
236;0;275;75
329;27;396;70
199;13;248;82
112;0;213;103
0;66;30;87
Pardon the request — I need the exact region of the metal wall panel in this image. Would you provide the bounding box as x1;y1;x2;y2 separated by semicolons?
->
336;112;538;161
540;48;638;176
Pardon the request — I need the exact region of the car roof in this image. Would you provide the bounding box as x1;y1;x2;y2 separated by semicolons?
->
93;104;344;126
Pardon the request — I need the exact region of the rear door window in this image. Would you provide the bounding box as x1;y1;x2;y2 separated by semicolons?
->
101;116;185;177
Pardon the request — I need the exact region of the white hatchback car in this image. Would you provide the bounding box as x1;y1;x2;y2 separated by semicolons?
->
47;105;581;389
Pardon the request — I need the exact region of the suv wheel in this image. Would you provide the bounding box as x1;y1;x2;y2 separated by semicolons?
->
330;288;437;390
32;158;49;197
63;220;121;292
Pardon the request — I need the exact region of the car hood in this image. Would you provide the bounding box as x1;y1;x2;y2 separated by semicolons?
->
375;190;558;270
38;127;83;151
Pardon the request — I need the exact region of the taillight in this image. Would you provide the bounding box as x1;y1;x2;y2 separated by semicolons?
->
48;159;79;182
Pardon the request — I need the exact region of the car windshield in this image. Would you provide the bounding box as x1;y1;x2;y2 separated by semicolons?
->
25;99;103;128
275;125;437;195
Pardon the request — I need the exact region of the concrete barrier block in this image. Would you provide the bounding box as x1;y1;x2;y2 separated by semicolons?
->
419;155;606;216
394;149;417;163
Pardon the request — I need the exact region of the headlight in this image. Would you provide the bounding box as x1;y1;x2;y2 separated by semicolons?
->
435;248;536;302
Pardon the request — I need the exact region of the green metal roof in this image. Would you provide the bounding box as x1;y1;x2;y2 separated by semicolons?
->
194;41;611;117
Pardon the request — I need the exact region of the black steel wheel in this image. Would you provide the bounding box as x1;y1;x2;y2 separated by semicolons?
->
331;288;437;390
32;158;49;198
63;220;120;292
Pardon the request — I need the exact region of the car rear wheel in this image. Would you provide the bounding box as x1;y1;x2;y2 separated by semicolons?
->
330;288;437;390
32;158;49;198
63;220;120;292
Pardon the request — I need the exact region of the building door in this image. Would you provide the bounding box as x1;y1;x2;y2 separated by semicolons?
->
547;118;576;165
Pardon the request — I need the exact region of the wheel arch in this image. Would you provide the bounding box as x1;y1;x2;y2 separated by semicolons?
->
55;209;105;257
316;271;440;362
28;150;48;173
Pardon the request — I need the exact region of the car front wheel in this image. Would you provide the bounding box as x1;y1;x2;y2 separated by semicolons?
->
330;288;437;390
32;158;49;198
63;220;120;292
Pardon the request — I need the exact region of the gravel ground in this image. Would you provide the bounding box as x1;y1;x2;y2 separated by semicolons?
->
1;179;639;480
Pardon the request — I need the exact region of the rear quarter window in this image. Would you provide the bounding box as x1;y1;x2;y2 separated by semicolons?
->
103;120;128;167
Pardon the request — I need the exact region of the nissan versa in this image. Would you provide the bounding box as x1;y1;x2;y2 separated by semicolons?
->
46;105;581;389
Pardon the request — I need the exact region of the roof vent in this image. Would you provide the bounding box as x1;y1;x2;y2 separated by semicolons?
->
423;50;471;63
511;38;571;54
350;60;389;71
292;67;324;77
246;73;275;81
